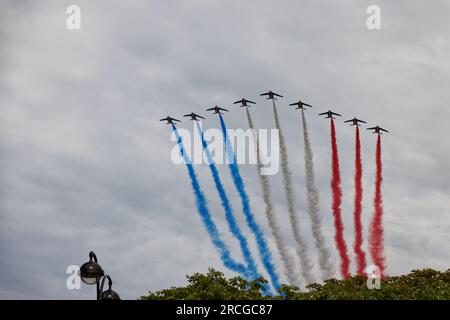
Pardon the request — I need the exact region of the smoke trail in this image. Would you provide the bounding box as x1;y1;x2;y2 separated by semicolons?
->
369;134;386;278
218;115;281;291
330;119;351;278
353;126;367;275
245;108;299;286
271;101;315;284
300;110;335;280
194;121;260;280
171;125;247;277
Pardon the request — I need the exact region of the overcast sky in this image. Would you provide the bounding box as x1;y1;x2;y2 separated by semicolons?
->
0;0;449;299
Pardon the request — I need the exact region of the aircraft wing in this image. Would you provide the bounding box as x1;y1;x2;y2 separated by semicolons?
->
260;92;270;96
183;114;192;117
359;119;367;124
172;118;181;122
233;100;243;104
344;119;353;123
273;92;283;98
159;118;167;121
331;112;342;116
218;107;229;112
206;107;215;111
318;111;328;116
380;127;389;132
367;127;377;130
247;100;256;104
198;115;205;119
289;102;299;106
303;103;312;107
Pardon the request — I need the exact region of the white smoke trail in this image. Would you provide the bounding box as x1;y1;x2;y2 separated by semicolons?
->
246;107;299;286
301;110;335;280
272;100;315;284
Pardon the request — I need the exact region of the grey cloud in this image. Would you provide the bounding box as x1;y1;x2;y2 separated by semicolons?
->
0;0;449;299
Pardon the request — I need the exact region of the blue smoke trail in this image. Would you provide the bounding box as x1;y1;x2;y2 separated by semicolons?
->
218;115;281;291
171;125;247;276
195;121;260;280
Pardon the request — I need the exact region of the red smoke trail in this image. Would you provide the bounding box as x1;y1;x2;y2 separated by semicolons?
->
330;119;351;278
369;134;386;278
353;127;367;275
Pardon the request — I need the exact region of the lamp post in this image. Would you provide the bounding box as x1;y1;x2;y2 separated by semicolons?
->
80;251;120;300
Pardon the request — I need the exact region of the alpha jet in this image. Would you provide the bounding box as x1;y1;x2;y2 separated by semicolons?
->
206;106;229;114
319;110;342;119
344;117;367;126
367;126;389;134
159;116;181;125
183;112;205;121
233;98;256;107
289;100;312;110
260;90;283;100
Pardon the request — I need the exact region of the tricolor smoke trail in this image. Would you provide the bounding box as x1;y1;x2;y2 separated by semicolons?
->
353;126;367;275
245;108;298;286
329;119;350;278
195;121;259;280
219;115;281;291
369;134;386;278
272;101;315;285
171;125;248;277
300;110;335;280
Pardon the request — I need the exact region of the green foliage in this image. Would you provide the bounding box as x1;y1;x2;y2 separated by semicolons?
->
140;268;450;300
140;268;272;300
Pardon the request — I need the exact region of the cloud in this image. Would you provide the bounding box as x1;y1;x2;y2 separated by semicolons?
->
0;0;449;299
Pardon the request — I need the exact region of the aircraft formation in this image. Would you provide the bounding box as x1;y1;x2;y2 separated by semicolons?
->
162;89;390;287
160;90;388;134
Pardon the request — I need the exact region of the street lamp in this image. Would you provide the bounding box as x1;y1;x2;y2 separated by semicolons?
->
99;275;121;300
80;251;120;300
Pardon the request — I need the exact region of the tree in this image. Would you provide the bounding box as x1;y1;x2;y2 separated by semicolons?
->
140;268;450;300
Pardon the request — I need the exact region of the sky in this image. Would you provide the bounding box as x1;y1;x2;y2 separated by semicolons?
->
0;0;449;299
